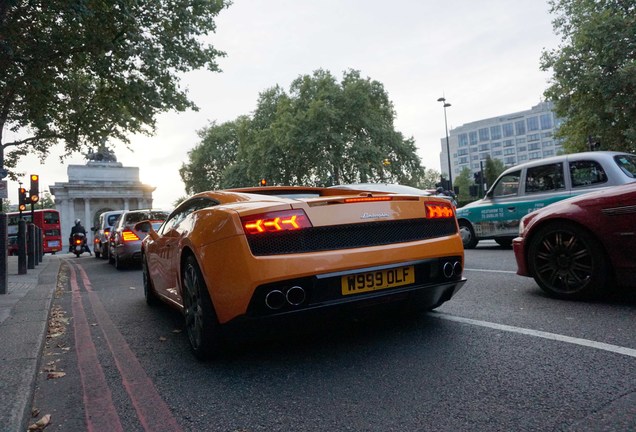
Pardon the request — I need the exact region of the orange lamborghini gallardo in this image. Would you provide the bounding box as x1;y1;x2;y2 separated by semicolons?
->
141;186;466;359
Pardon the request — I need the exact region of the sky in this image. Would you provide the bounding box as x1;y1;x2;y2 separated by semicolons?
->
6;0;562;209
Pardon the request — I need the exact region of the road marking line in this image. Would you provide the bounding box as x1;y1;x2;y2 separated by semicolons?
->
464;268;517;274
67;262;124;432
73;262;183;432
429;312;636;358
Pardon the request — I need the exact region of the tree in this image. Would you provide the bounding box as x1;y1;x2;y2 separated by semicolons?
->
1;0;229;179
484;156;506;190
416;168;442;190
38;191;55;209
453;167;473;203
181;69;427;190
541;0;636;153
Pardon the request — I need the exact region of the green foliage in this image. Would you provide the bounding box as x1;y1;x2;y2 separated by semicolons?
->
38;191;55;209
416;168;442;190
0;0;229;177
181;69;427;191
484;156;506;189
541;0;636;153
453;167;473;202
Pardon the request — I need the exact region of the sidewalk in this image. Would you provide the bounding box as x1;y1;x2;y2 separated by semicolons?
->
0;254;61;432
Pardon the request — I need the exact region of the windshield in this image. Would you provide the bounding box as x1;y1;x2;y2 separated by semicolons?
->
614;154;636;178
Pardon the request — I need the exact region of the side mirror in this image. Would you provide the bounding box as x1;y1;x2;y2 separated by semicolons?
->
134;221;152;233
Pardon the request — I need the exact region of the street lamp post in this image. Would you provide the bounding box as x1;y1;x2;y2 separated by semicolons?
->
437;97;452;192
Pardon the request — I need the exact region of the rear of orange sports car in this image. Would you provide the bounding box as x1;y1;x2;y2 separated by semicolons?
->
143;187;466;358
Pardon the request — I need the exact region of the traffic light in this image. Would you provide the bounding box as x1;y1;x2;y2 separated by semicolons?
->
260;178;267;186
30;174;39;203
18;187;28;212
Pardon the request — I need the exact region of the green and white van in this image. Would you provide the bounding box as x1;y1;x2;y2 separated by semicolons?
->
456;151;636;248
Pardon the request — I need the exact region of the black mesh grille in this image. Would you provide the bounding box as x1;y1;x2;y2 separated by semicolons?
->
246;218;457;256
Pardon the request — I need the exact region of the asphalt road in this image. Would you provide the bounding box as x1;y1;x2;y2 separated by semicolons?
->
31;243;636;431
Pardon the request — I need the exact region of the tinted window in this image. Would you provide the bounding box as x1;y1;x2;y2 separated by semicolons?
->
614;154;636;178
570;160;608;187
525;163;565;193
493;171;521;197
107;214;120;226
43;211;59;224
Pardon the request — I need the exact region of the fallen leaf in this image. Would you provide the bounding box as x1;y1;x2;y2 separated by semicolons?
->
43;365;56;373
172;329;182;334
27;413;51;431
159;336;167;342
47;372;66;380
31;408;40;418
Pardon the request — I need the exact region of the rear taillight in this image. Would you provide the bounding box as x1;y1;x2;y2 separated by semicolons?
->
104;228;110;236
122;230;140;242
94;238;99;244
344;196;393;203
426;202;454;219
74;238;82;245
241;209;312;235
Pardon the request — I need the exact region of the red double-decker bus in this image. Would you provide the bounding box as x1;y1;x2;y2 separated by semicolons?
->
7;209;63;254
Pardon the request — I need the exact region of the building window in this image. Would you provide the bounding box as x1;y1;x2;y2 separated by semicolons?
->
492;150;502;156
480;153;490;160
490;125;502;140
527;133;540;142
529;151;541;160
504;148;515;156
459;157;469;164
503;123;514;137
504;156;517;165
542;132;553;138
503;139;514;147
543;150;554;157
540;113;553;130
469;131;478;145
517;146;527;152
458;148;469;156
518;154;528;162
515;120;526;136
516;138;526;144
479;144;490;151
527;116;539;131
528;142;541;151
479;128;490;142
459;133;468;147
543;140;553;147
491;141;501;148
471;154;479;161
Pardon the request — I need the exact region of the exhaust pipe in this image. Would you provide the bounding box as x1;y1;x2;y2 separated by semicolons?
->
443;262;454;278
453;261;462;276
286;286;306;306
265;290;286;310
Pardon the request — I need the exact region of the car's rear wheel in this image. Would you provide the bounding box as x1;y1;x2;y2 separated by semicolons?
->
459;221;478;249
142;255;158;306
114;252;125;270
182;255;221;360
527;222;608;300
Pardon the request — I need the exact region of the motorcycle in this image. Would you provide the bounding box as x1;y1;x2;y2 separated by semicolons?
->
71;232;88;257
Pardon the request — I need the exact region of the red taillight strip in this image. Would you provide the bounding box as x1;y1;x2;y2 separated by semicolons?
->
426;202;455;219
122;230;140;242
242;209;311;235
344;196;393;203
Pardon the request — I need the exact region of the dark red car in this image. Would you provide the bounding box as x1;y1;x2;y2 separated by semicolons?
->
513;181;636;299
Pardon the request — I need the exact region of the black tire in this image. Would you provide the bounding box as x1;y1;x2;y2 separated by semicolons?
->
495;238;513;248
527;222;608;300
142;256;158;306
459;221;478;249
114;252;125;270
182;255;221;360
108;248;115;265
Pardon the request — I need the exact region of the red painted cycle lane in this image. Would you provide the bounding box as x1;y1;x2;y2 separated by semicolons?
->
69;264;125;432
70;261;183;432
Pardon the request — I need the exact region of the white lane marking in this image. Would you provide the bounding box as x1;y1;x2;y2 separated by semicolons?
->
464;268;517;274
429;312;636;359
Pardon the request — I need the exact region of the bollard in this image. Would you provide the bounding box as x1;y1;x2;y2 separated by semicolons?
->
27;223;35;269
18;219;27;274
0;213;7;294
36;226;43;263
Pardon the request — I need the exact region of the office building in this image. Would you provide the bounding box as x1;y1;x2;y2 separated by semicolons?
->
439;101;562;180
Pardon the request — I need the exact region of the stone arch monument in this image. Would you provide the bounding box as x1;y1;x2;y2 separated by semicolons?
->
49;144;156;249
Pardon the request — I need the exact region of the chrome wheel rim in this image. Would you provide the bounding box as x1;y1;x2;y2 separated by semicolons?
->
533;230;593;294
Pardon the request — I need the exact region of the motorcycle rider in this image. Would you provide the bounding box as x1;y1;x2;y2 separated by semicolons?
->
69;219;92;255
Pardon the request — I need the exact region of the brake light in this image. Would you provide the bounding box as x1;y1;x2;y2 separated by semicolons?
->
104;228;110;236
74;238;82;245
426;202;454;219
94;238;99;244
122;230;140;242
344;196;393;203
241;209;312;235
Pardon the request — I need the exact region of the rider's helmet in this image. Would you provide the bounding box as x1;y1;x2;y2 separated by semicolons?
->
75;219;81;225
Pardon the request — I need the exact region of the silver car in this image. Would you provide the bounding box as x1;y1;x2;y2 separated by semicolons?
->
109;209;169;269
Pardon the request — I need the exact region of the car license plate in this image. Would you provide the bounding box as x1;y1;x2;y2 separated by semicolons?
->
341;266;415;296
48;240;60;247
